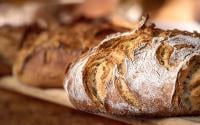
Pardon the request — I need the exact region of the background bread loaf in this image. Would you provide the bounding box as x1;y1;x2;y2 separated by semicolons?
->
14;19;129;87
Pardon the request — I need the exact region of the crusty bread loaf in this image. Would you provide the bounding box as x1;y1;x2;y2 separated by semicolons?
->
13;19;129;87
64;18;200;117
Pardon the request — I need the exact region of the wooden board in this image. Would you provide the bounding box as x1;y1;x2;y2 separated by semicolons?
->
0;76;74;108
0;76;199;125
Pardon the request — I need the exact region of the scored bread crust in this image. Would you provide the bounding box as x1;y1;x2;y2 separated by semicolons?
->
13;20;128;87
64;19;200;117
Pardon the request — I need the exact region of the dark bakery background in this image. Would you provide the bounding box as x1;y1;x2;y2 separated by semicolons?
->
0;0;199;125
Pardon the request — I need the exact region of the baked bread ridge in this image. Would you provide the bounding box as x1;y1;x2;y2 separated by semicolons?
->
64;19;200;117
13;19;129;87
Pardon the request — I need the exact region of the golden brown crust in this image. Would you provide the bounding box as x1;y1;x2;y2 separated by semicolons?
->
64;20;200;117
0;26;26;76
14;20;129;87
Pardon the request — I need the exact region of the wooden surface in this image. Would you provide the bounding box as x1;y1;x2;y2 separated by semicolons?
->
0;76;200;125
0;76;73;108
0;88;127;125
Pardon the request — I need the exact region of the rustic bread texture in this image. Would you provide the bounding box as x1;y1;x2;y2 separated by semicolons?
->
13;19;128;87
64;19;200;117
0;26;26;76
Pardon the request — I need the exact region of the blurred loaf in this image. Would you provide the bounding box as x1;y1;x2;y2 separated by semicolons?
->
14;19;129;87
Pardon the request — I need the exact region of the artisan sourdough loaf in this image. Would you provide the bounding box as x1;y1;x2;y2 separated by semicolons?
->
64;18;200;117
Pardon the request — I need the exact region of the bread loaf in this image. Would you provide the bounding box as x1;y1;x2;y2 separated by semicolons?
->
14;19;128;87
64;18;200;117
